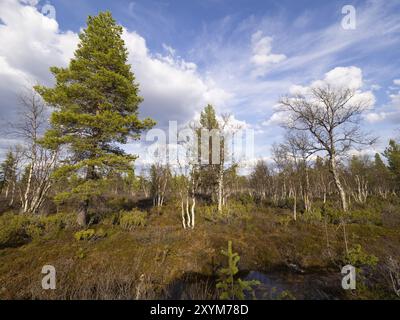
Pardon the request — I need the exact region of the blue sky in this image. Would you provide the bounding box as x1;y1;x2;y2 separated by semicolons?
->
0;0;400;167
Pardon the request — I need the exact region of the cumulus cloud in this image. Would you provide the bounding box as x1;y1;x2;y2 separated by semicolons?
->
393;79;400;86
0;1;78;83
317;66;363;90
122;30;231;126
264;66;375;126
0;0;79;153
0;0;231;157
289;66;375;108
250;31;286;76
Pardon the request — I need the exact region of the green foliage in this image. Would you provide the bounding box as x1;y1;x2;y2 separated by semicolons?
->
320;203;342;224
349;209;381;225
200;104;219;130
119;209;147;230
0;212;76;248
384;139;400;185
74;228;107;241
276;290;296;300
95;227;108;238
197;104;221;192
345;244;379;268
216;241;259;300
34;11;155;216
201;203;251;224
301;209;322;224
1;151;17;189
0;213;31;248
74;229;96;241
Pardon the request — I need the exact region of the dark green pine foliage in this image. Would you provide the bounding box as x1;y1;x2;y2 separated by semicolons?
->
0;151;17;194
200;104;219;130
197;104;220;197
35;12;155;225
384;140;400;188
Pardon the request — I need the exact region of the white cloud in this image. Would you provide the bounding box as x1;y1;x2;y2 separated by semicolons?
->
323;67;362;89
19;0;40;6
250;31;286;76
122;30;232;126
265;66;375;125
393;79;400;86
0;0;231;160
364;112;388;123
389;91;400;107
0;0;78;83
262;111;287;126
288;66;365;95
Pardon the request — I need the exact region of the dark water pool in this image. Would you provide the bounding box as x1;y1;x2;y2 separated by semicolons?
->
164;269;345;300
244;270;344;300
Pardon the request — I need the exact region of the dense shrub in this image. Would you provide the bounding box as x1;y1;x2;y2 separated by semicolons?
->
321;203;342;224
0;212;77;248
74;229;95;241
301;209;322;224
119;209;147;230
0;213;31;248
201;202;253;224
345;244;379;268
349;209;381;225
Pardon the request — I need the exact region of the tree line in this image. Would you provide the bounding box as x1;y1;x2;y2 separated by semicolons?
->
0;11;399;230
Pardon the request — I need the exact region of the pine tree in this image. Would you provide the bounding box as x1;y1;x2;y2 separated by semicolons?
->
200;104;219;130
1;151;17;200
372;153;392;197
197;105;219;197
384;140;400;191
35;12;155;226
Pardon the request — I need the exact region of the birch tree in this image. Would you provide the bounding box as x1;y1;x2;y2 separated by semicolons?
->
279;85;376;212
9;89;58;214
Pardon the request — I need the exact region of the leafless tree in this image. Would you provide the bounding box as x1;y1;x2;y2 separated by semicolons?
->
9;88;58;214
249;160;270;202
279;84;376;212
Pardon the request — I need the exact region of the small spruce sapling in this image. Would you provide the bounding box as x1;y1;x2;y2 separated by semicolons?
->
216;241;259;300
